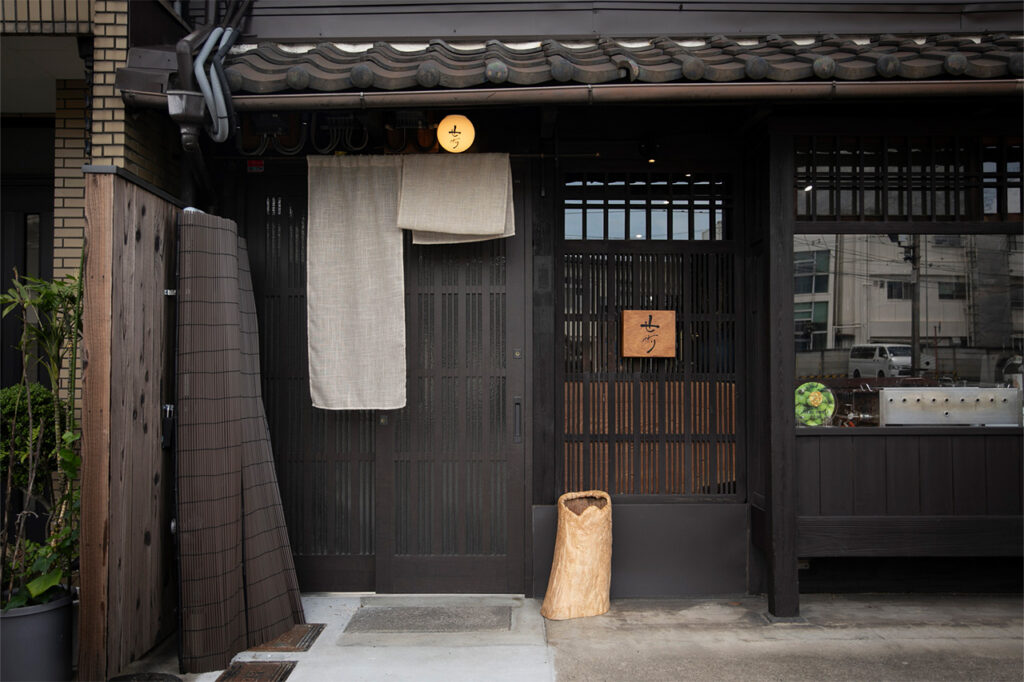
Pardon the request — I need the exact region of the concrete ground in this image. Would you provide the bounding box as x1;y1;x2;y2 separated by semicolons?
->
114;593;1023;682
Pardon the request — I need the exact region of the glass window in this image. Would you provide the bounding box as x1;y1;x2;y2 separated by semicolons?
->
933;235;963;247
938;280;966;300
794;233;1023;428
794;250;829;294
563;172;731;241
887;280;911;300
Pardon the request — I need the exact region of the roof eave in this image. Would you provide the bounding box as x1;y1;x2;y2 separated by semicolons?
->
123;79;1024;111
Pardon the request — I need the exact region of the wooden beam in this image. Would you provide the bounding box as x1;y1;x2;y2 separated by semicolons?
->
80;172;114;681
766;133;799;616
798;516;1024;557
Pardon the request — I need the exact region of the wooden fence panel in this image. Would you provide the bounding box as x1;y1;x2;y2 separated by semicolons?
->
81;173;177;681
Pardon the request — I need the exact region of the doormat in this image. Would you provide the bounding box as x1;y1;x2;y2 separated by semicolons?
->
215;661;296;682
344;606;511;633
250;623;326;652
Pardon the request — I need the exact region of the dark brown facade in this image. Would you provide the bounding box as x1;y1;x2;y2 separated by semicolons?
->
85;8;1024;675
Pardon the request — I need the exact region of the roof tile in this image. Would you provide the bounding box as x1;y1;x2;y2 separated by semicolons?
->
219;34;1024;95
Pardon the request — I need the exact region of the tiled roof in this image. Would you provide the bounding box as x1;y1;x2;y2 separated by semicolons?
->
223;34;1024;94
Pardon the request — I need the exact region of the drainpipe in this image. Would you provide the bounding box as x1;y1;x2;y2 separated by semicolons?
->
124;79;1022;112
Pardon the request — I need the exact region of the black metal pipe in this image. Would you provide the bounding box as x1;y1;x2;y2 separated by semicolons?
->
124;79;1023;112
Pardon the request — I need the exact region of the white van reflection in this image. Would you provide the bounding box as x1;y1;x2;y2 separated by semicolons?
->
848;344;934;378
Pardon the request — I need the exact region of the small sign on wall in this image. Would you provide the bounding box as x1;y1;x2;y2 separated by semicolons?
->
621;310;676;358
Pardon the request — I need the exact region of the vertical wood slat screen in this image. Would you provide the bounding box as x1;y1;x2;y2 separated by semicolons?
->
394;238;510;556
176;212;304;673
561;251;738;497
252;185;376;592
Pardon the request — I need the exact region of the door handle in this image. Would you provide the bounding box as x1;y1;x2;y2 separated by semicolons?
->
513;396;522;444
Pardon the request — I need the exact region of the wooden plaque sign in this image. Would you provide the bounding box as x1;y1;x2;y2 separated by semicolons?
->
621;310;676;358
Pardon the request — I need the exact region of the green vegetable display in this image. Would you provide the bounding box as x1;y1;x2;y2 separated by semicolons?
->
795;382;835;426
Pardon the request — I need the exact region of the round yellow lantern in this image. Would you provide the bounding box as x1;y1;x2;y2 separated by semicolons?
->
437;114;475;153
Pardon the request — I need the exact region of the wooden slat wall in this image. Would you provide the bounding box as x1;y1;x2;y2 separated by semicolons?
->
81;173;177;681
796;432;1024;557
797;433;1023;517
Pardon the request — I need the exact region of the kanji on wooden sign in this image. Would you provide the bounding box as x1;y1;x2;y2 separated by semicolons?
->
621;310;676;358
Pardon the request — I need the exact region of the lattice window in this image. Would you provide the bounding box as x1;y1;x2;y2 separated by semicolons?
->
795;136;1023;222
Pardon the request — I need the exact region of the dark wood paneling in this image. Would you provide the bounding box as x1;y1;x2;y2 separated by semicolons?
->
819;436;853;515
533;503;747;598
798;516;1024;557
986;436;1023;515
796;432;1022;558
294;556;373;592
918;436;954;515
951;434;987;514
852;436;886;515
795;438;819;516
885;437;921;515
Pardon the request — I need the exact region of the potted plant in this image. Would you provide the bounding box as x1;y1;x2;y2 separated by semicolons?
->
1;265;82;682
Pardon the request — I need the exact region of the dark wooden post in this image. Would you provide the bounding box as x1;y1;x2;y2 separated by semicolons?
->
767;133;799;616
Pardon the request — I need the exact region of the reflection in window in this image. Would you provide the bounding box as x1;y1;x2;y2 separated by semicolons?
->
937;280;966;300
932;235;963;247
794;250;829;294
794;233;1023;427
886;280;911;300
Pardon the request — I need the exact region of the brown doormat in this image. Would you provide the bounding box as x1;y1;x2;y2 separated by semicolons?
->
249;623;326;652
215;661;297;682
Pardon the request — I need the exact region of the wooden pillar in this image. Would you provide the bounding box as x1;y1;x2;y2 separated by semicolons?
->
81;172;114;681
766;133;799;616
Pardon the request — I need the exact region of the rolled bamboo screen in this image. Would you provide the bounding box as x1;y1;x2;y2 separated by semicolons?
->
540;490;612;620
176;212;304;672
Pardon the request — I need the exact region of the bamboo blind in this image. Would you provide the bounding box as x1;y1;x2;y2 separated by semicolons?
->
176;212;304;673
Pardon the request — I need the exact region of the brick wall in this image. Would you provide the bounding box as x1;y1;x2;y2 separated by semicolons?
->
91;0;181;196
90;0;127;168
54;80;89;280
54;79;88;408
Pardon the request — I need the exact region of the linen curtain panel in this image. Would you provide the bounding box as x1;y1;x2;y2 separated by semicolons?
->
399;153;515;244
176;211;304;673
306;153;514;409
307;155;407;410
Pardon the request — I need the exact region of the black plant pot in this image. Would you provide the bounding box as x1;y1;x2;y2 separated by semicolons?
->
0;593;73;681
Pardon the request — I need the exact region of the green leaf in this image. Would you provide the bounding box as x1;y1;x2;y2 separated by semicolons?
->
4;591;28;611
26;568;63;599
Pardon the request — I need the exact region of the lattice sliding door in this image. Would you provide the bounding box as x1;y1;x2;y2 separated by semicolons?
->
377;233;526;593
560;251;740;498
